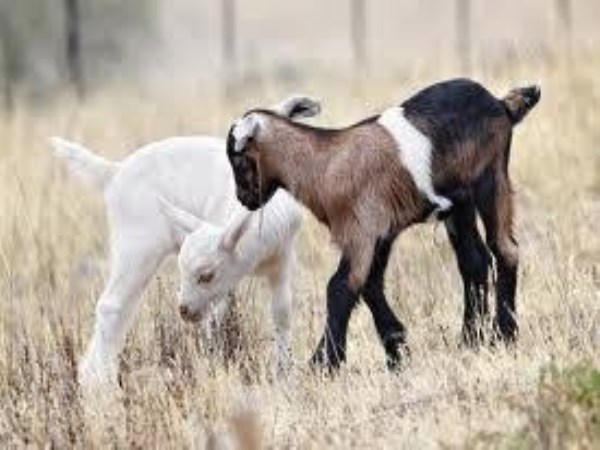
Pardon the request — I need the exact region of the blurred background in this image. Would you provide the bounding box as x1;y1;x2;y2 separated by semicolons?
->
1;0;599;108
0;2;598;447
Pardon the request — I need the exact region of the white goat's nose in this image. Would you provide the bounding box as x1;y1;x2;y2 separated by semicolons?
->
179;304;191;318
179;303;202;322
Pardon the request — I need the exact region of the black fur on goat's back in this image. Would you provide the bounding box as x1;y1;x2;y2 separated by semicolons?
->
401;78;508;155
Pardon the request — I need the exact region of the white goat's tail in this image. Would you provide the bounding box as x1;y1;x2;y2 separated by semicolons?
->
49;137;118;191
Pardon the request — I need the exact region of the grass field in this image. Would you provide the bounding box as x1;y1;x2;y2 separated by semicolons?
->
0;51;598;448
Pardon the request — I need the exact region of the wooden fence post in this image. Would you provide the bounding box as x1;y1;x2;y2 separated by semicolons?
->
350;0;367;69
455;0;471;73
222;0;237;97
64;0;84;98
555;0;572;59
0;11;15;114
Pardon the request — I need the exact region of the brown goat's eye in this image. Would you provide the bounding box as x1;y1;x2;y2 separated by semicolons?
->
197;272;215;284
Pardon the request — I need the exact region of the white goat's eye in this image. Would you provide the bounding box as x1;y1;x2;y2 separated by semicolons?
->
197;272;215;284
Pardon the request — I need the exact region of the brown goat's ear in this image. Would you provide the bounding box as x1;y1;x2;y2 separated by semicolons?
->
219;212;254;253
271;94;321;119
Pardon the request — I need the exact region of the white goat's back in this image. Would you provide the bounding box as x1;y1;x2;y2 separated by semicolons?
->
107;136;244;228
51;134;301;258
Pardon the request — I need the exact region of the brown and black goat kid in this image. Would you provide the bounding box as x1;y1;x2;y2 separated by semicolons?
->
226;79;540;370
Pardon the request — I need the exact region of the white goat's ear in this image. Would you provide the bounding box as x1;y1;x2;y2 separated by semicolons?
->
232;114;261;152
159;197;203;241
219;212;254;253
271;94;322;119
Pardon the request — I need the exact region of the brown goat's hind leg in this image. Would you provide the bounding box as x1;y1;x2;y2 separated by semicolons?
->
444;201;491;347
475;171;519;343
362;235;408;370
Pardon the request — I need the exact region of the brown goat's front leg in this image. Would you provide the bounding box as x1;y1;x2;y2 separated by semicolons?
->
311;238;375;370
310;257;358;369
362;235;408;370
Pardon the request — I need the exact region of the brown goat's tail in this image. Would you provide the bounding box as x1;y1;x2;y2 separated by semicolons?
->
501;85;541;125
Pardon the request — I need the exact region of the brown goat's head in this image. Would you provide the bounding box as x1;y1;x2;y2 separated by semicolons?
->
226;113;278;211
227;95;321;210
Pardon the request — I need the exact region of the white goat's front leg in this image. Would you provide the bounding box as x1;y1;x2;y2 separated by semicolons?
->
266;250;294;373
79;238;167;387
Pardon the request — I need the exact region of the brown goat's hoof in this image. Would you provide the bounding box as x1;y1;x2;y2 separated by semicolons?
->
461;327;487;349
309;342;344;375
308;358;342;377
386;344;411;372
491;316;518;347
490;330;518;349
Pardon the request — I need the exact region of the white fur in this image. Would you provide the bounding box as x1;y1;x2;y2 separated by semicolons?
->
378;106;452;214
50;137;118;190
50;133;303;387
232;114;262;152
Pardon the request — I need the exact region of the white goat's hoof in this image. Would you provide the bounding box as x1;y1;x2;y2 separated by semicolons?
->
78;358;119;390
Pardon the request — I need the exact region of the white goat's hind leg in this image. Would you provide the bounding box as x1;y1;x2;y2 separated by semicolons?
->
79;240;166;386
267;252;294;374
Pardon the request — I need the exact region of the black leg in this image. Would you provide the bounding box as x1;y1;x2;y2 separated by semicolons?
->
361;236;408;370
445;201;491;347
493;254;518;341
475;171;519;343
310;257;359;369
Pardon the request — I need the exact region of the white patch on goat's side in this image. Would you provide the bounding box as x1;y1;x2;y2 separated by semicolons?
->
232;113;263;152
377;106;452;215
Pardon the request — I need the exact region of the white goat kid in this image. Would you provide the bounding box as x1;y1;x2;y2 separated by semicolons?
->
50;95;319;386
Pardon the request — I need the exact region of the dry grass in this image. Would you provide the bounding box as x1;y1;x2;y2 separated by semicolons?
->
0;51;599;448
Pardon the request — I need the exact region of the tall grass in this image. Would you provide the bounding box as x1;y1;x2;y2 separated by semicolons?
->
0;52;598;448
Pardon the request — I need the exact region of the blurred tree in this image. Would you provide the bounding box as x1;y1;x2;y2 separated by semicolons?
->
0;0;157;108
221;0;237;100
556;0;573;59
350;0;367;69
82;0;157;81
221;0;236;69
455;0;471;74
0;0;55;111
0;10;17;111
64;0;83;98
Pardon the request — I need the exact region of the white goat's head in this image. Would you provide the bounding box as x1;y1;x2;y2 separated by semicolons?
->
161;199;253;323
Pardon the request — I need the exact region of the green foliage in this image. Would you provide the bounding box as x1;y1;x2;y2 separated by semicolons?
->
514;364;599;450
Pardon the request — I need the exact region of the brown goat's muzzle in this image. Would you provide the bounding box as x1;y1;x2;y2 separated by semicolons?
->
236;186;263;211
226;124;280;210
229;153;264;210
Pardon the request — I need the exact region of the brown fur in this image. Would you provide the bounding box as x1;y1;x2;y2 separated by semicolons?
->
227;81;540;367
234;88;532;292
246;114;434;289
431;116;512;188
